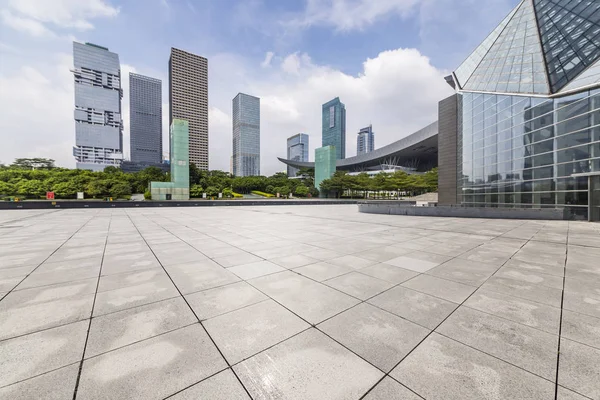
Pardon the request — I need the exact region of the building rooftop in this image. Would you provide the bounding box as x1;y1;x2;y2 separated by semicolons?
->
1;206;598;399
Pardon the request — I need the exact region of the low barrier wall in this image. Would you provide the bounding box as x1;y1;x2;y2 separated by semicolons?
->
0;199;359;210
358;202;567;220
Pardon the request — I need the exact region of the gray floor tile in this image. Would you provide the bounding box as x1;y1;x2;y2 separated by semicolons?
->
563;290;600;319
464;289;561;334
437;306;558;380
402;274;476;303
93;278;179;316
556;386;591;400
293;261;354;281
353;246;415;262
269;254;319;269
213;252;262;268
97;268;172;292
502;258;565;277
0;363;79;400
0;320;88;387
426;258;498;286
168;369;250;399
86;297;197;357
77;324;227;400
368;286;458;329
494;266;564;290
227;260;286;280
359;263;419;284
564;276;600;300
0;281;95;340
165;261;241;294
234;329;382;400
319;303;430;372
384;255;440;273
249;271;359;324
185;281;267;320
101;251;161;275
560;309;600;349
391;333;555;400
326;255;378;270
558;338;600;400
18;265;100;290
363;377;423;400
482;276;563;307
204;299;309;364
324;272;394;300
299;248;345;261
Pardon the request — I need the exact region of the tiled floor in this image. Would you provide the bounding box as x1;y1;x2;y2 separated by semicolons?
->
0;205;599;400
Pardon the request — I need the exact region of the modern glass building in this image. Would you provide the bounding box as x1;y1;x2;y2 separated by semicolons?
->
322;97;346;159
129;73;162;164
287;133;309;177
357;125;375;155
150;119;189;200
72;42;123;171
232;93;260;177
315;146;336;197
440;0;600;221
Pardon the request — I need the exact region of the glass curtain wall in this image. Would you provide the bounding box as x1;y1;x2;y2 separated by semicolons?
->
458;88;600;219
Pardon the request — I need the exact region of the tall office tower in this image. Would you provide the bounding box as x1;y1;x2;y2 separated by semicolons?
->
232;93;260;177
322;97;346;159
356;125;375;156
72;42;123;171
169;48;208;170
287;133;309;177
129;73;162;163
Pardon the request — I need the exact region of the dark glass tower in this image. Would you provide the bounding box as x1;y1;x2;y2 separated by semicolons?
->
322;97;346;159
129;73;162;163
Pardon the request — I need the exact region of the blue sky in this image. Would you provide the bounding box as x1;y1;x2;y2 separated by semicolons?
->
0;0;520;173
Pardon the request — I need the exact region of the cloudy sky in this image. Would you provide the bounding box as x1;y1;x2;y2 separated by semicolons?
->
0;0;520;174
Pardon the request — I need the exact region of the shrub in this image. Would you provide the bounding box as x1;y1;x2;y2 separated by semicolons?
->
294;185;309;197
190;184;204;198
251;190;274;198
144;190;151;200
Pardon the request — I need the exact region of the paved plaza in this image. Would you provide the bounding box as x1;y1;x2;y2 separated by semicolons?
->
0;205;599;400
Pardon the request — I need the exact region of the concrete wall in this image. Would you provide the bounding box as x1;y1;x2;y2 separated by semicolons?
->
358;202;567;220
438;94;459;206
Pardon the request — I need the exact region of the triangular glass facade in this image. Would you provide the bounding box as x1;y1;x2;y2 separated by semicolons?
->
533;0;600;93
463;0;550;95
454;5;519;88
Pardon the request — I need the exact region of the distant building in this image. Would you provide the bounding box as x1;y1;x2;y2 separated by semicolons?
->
169;48;208;170
287;133;309;177
72;42;123;171
315;146;336;197
120;161;169;173
129;73;162;164
357;125;374;155
232;93;260;177
150;119;190;200
322;97;346;160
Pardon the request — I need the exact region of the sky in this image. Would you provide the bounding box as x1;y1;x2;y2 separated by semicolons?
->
0;0;521;174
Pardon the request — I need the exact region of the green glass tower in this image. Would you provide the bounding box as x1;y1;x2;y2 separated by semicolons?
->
315;146;336;197
150;119;190;200
322;97;346;159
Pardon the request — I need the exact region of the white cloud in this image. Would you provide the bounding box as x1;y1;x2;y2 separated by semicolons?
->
261;51;274;68
0;9;55;37
292;0;419;32
2;0;118;36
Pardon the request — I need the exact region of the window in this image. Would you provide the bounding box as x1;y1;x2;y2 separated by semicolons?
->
329;106;335;128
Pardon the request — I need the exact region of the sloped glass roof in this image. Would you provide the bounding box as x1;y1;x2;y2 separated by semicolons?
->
533;0;600;93
454;4;520;88
560;57;600;92
463;0;550;95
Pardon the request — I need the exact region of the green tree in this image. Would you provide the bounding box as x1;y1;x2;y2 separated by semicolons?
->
222;188;233;198
11;158;56;170
103;166;121;174
52;181;79;198
0;181;15;195
87;180;109;198
109;182;132;199
190;184;204;198
205;186;219;196
296;167;314;178
16;179;46;198
294;185;309;197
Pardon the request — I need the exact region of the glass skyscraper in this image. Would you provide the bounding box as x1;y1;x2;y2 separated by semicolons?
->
129;73;162;164
322;97;346;159
315;146;336;196
232;93;260;177
440;0;600;221
287;133;309;177
357;125;375;155
72;42;123;171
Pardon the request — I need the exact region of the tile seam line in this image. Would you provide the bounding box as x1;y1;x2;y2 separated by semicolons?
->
553;220;569;400
0;212;97;303
123;210;254;400
0;209;63;227
358;223;545;400
72;213;112;400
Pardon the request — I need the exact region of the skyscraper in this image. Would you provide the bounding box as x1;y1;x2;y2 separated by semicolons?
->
232;93;260;177
169;48;208;170
129;73;162;164
322;97;346;159
287;133;309;177
356;125;375;156
72;42;123;171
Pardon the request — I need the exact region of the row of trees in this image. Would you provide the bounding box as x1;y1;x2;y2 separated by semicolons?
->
319;169;438;198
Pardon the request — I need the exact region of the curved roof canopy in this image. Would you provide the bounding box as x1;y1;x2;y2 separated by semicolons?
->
278;122;438;172
453;0;600;95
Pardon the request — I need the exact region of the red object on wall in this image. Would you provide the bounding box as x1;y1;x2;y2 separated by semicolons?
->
46;192;55;200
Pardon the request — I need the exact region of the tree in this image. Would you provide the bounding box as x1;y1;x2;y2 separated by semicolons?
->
16;179;46;198
295;185;309;197
0;181;15;195
189;162;201;186
103;166;121;174
87;180;109;198
109;182;132;199
205;186;219;197
190;184;204;198
11;158;56;170
52;181;79;198
222;188;233;198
